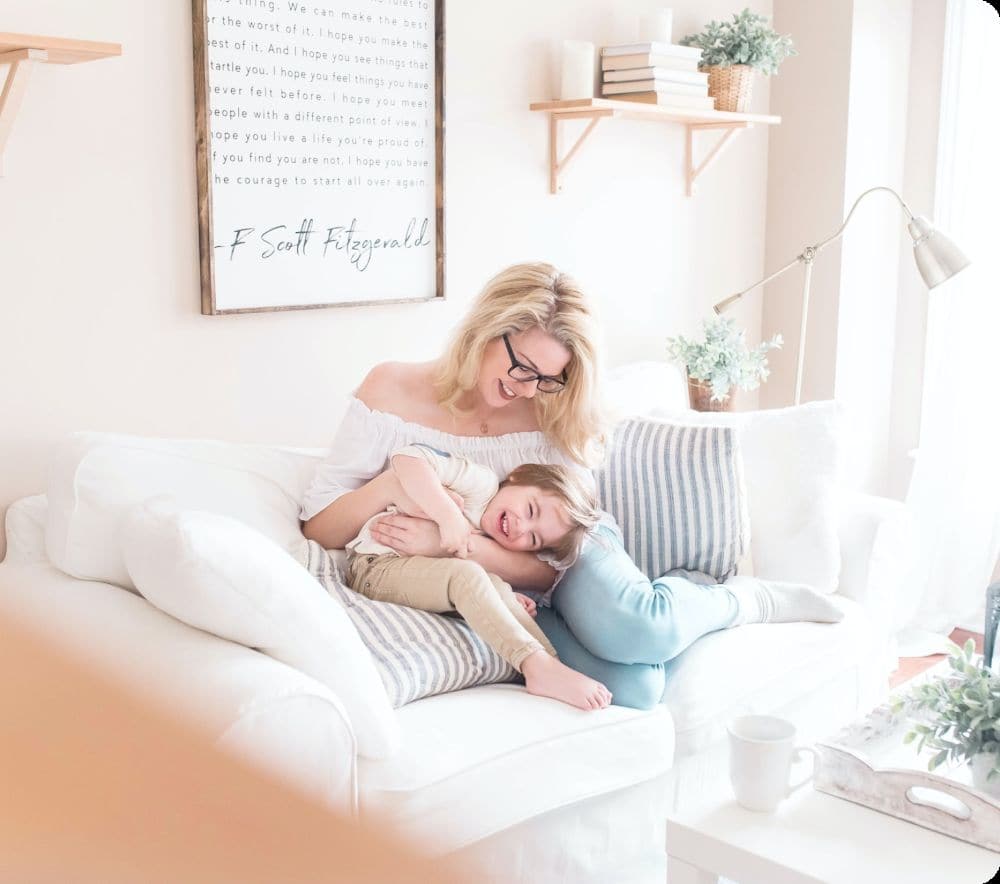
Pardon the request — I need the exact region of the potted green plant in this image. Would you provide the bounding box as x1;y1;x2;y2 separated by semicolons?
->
680;9;796;113
899;639;1000;798
666;316;782;412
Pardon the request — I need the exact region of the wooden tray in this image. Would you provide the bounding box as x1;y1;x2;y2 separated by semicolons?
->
814;699;1000;852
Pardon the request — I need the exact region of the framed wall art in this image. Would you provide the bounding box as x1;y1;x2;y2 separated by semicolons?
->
192;0;444;313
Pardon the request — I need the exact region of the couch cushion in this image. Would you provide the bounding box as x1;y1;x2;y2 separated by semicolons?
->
652;400;844;592
595;418;749;581
358;684;674;853
0;561;356;810
302;541;519;706
45;432;321;591
661;597;881;757
119;501;399;760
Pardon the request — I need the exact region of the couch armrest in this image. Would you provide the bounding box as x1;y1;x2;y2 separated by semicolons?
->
0;562;358;814
4;495;48;565
837;491;919;634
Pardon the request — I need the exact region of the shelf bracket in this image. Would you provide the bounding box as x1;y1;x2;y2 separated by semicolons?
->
685;121;752;197
548;110;614;194
0;48;47;176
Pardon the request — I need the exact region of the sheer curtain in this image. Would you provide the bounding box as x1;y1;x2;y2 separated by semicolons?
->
904;0;1000;638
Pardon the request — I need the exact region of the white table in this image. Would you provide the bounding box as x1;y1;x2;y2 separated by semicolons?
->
666;783;1000;884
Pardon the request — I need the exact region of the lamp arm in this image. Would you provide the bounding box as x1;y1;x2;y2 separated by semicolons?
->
713;254;803;313
713;186;916;315
812;185;916;254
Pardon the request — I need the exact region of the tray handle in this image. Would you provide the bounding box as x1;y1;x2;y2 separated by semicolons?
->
906;785;973;821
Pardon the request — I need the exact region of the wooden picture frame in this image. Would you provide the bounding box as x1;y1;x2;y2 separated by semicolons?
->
192;0;445;314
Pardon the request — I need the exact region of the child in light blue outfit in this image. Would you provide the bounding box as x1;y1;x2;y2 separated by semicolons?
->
534;522;844;709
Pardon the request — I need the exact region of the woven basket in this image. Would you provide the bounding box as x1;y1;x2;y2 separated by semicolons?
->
687;376;735;413
704;64;755;113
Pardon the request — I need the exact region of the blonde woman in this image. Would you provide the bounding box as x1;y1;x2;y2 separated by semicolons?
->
302;262;612;708
302;261;843;711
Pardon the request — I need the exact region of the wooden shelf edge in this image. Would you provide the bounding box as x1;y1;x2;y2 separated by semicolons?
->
531;97;779;197
0;32;121;64
529;97;780;126
0;31;121;175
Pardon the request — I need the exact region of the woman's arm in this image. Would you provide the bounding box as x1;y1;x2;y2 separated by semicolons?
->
468;533;557;591
300;363;407;549
369;514;557;591
301;470;397;549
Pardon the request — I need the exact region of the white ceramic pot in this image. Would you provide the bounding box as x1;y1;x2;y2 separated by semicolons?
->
970;752;1000;798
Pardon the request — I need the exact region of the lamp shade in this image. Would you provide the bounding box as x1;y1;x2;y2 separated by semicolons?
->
908;215;971;289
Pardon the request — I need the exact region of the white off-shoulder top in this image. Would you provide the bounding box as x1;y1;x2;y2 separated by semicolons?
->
300;396;582;522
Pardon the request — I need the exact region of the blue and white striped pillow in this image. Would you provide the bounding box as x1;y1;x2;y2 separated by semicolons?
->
303;540;517;707
595;418;749;581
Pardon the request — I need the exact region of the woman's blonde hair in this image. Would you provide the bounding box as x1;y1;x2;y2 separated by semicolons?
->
502;463;601;567
435;263;607;466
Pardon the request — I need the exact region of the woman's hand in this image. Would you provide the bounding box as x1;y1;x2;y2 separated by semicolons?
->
371;514;557;592
369;513;448;558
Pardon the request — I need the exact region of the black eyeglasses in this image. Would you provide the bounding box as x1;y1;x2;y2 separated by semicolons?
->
502;334;567;393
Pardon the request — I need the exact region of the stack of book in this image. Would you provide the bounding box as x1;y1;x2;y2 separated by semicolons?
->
600;42;713;109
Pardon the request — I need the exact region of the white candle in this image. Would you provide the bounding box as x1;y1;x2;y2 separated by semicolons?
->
559;40;595;100
638;8;673;45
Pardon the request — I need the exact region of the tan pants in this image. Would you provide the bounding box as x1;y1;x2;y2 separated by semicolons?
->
347;553;558;672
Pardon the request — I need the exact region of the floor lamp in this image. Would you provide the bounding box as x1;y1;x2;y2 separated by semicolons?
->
713;186;970;405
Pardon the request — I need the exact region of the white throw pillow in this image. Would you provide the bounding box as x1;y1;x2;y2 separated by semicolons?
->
45;432;320;591
650;401;843;592
120;500;399;760
605;361;690;420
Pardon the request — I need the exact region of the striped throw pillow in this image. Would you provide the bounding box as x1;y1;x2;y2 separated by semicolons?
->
302;540;517;707
595;418;749;581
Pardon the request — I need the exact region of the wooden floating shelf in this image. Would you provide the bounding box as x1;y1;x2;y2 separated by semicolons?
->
0;32;122;173
0;32;121;64
528;98;781;196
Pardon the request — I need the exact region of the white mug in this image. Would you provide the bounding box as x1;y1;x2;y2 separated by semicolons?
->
727;715;818;812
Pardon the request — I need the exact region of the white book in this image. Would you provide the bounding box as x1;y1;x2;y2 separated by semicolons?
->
603;67;709;86
601;52;702;73
607;91;716;110
601;42;702;60
602;79;708;97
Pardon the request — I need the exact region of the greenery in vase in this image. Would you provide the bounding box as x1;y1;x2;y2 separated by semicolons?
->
680;9;796;75
666;316;782;402
896;639;1000;780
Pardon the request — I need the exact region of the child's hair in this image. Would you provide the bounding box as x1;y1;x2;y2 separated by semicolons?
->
502;463;601;567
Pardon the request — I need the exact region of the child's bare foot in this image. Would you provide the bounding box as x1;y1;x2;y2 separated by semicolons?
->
521;651;612;711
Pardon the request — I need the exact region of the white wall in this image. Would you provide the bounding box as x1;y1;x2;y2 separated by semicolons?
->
766;0;916;496
0;0;775;558
888;0;947;500
762;0;854;407
836;0;912;495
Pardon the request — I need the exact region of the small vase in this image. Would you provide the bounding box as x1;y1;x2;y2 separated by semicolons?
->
970;752;1000;798
687;376;735;413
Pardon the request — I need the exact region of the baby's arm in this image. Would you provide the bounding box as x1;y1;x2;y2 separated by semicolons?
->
390;453;471;557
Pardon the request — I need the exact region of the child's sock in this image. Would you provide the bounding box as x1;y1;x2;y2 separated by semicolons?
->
725;576;845;626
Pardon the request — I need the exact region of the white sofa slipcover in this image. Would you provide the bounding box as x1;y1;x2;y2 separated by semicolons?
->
0;362;913;882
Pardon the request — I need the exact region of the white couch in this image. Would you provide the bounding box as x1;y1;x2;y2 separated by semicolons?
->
0;363;912;883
